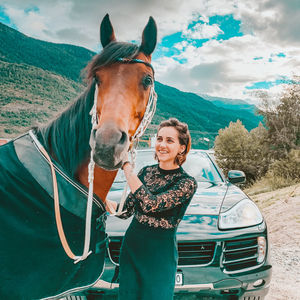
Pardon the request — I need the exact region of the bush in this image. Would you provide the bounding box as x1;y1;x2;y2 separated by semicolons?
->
264;174;298;190
249;149;300;191
267;149;300;181
214;120;268;183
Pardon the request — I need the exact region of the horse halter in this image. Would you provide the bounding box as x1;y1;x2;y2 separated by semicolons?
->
90;57;157;145
28;60;156;264
73;58;157;262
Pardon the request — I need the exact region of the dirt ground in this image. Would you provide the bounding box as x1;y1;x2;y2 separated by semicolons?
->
250;183;300;300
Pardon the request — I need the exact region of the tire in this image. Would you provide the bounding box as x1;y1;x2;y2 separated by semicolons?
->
62;296;87;300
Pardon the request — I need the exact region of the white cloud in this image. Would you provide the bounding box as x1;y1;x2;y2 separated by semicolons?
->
0;0;299;101
0;0;240;49
155;33;300;100
4;6;48;39
183;23;224;40
237;0;300;47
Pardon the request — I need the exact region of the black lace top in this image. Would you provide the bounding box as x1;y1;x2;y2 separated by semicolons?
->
117;164;197;229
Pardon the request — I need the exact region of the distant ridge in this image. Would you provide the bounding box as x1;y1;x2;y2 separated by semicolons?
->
199;93;258;113
0;22;262;148
0;22;95;81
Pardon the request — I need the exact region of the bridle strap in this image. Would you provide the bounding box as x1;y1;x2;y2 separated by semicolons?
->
113;58;157;215
116;58;155;75
27;56;157;262
43;57;157;261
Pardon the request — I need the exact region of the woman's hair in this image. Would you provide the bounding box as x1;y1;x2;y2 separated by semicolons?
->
154;118;191;166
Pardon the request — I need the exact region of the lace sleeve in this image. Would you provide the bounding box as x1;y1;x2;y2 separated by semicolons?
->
133;177;197;214
115;166;146;219
115;192;135;219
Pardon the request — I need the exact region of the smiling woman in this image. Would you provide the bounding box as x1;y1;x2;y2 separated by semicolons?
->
106;118;197;300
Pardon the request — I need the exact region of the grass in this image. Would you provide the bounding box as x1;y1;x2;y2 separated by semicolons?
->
244;175;299;196
246;182;300;209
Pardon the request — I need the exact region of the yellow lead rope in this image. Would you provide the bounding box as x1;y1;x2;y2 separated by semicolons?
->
39;145;80;261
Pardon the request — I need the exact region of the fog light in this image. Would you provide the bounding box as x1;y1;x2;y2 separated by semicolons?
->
253;279;265;287
257;236;266;263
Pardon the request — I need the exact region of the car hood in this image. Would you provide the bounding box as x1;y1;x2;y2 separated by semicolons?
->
106;181;248;236
186;181;248;215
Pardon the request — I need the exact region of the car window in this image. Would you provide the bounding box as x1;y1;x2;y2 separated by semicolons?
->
183;151;223;183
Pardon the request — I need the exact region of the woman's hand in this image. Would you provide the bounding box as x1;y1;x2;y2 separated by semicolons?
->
105;199;118;214
122;162;143;194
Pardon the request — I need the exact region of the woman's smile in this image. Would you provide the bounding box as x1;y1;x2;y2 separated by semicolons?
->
155;126;185;169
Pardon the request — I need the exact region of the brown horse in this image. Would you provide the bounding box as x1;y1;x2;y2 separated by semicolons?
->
0;14;157;299
41;13;157;203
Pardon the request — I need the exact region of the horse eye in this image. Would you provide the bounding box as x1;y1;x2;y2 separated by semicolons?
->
142;75;153;89
95;76;101;85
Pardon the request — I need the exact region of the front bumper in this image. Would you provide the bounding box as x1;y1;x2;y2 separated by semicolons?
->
85;254;271;299
84;222;272;299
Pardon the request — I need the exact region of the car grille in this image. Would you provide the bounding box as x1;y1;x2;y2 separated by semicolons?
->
108;239;121;264
108;239;215;266
222;237;260;272
178;241;215;265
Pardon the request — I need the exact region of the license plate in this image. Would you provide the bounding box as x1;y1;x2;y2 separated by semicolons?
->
175;272;183;285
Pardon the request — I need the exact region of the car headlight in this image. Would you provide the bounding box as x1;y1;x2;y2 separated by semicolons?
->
219;199;263;229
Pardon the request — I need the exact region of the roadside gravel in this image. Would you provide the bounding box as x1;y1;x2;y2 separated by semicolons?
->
250;183;300;300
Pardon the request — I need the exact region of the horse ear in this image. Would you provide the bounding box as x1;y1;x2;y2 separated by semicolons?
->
100;13;116;48
140;16;157;56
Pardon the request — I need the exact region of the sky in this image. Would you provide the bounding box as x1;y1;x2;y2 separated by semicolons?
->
0;0;299;104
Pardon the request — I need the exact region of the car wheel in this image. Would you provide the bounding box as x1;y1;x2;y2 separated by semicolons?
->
62;296;87;300
238;297;265;300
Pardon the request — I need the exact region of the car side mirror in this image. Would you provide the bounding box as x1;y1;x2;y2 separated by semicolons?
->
228;170;246;184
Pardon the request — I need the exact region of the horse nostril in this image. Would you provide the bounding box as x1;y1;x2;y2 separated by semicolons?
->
119;131;127;145
92;128;97;140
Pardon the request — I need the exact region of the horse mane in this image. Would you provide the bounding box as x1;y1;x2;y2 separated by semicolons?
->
35;42;140;177
85;41;139;83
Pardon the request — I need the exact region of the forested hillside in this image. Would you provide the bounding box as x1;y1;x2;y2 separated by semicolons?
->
0;22;94;81
0;22;262;148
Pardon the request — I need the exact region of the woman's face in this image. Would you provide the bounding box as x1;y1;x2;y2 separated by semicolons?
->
155;126;185;166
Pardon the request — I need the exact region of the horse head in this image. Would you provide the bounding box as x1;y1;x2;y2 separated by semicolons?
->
87;14;157;170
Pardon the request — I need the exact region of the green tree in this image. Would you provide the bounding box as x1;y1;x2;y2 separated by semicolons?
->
249;122;269;177
258;77;300;159
214;120;268;183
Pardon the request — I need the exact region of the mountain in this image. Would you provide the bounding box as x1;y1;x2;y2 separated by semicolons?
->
199;93;259;114
0;22;262;148
0;22;94;81
151;83;262;146
0;59;84;136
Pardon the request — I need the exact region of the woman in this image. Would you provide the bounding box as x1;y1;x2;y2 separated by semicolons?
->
107;118;197;300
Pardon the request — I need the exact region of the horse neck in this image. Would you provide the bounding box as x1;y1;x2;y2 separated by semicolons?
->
37;84;94;177
37;82;118;202
76;163;118;202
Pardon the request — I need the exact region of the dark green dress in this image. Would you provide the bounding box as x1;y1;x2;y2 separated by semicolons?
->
117;164;197;300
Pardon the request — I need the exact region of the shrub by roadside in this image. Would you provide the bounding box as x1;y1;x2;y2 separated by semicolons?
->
246;149;300;194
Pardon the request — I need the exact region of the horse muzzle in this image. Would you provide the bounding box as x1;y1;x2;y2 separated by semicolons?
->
91;123;129;170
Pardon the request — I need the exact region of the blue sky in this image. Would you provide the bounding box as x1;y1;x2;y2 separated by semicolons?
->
0;0;299;103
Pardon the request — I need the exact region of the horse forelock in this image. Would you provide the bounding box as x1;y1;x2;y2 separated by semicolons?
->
85;42;140;83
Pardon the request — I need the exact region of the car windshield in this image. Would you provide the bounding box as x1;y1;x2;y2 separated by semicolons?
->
112;149;223;189
183;150;223;183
